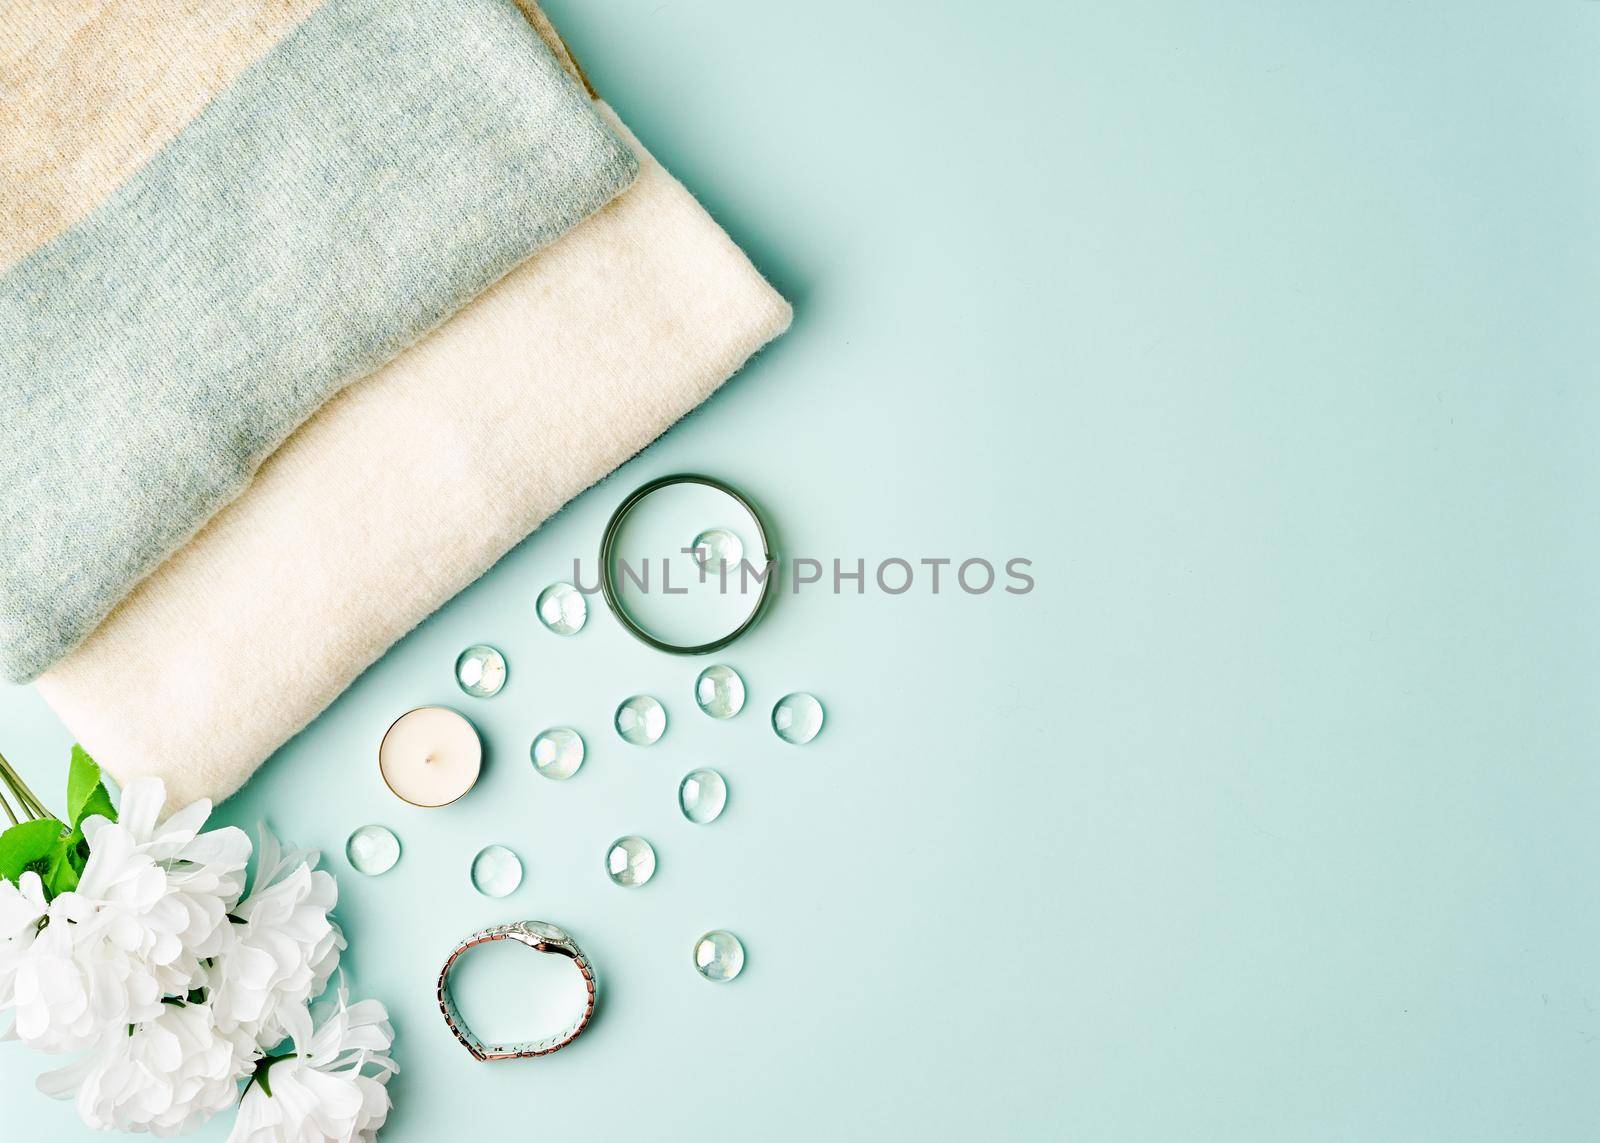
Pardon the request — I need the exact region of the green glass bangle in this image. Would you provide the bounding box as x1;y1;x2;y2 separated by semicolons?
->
598;473;776;655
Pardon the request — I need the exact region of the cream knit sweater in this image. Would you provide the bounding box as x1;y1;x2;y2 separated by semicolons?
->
37;109;792;805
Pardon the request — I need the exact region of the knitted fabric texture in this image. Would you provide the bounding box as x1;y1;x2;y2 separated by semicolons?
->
0;0;323;266
0;0;637;683
37;107;793;806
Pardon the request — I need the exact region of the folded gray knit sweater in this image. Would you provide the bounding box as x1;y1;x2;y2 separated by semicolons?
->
0;0;637;682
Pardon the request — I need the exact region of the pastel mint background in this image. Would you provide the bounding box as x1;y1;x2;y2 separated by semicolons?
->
2;0;1597;1138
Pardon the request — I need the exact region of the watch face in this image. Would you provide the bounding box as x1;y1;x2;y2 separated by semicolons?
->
519;920;568;943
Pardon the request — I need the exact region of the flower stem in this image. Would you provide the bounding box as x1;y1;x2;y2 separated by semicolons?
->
0;785;17;827
242;1053;293;1100
0;751;55;822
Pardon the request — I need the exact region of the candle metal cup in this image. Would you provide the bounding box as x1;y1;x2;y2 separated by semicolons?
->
379;705;483;807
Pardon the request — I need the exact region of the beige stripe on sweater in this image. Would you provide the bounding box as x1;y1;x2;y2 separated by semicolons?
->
0;0;325;269
37;106;792;806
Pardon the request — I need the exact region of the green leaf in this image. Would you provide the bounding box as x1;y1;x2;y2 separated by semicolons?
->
43;836;79;895
66;746;115;827
74;785;115;828
0;818;66;882
66;745;96;817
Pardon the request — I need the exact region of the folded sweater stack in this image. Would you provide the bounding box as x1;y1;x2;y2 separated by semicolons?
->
3;1;792;803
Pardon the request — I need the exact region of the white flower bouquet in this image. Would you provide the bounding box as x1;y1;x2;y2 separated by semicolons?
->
0;746;396;1139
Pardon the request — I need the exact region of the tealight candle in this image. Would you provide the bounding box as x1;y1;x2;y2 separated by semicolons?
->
379;706;482;807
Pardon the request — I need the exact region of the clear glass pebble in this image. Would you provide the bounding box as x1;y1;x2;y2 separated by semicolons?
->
536;582;587;636
455;644;507;698
530;727;584;780
772;692;824;744
345;825;400;876
614;695;666;745
694;930;746;982
471;845;523;897
606;835;657;887
691;528;743;571
694;664;746;719
678;769;728;824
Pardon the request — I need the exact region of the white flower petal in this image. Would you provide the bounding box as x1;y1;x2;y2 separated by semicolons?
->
38;1001;253;1134
210;827;343;1044
0;786;247;1052
113;778;168;843
228;989;394;1143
